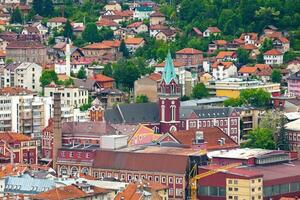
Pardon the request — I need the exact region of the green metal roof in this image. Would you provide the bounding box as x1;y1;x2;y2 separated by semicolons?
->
136;6;153;12
162;50;177;84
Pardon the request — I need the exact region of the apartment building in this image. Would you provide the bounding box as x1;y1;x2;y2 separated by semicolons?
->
44;84;89;108
264;49;284;65
2;62;42;93
0;87;52;138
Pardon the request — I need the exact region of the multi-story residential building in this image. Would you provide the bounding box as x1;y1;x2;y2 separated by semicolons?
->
211;62;237;80
6;41;48;65
0;87;52;138
175;48;203;66
133;6;154;20
236;107;262;135
47;17;67;30
44;84;89;108
264;49;284;65
207;78;281;98
82;42;120;63
288;71;300;97
0;132;38;164
124;37;145;53
216;51;237;62
149;12;166;26
2;62;42;93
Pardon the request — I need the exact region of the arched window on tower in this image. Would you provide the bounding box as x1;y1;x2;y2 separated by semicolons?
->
161;105;165;121
171;105;176;121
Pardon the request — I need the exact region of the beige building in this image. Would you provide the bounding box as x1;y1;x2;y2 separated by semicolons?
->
104;2;122;11
149;12;166;26
134;73;161;102
44;84;89;108
6;41;48;65
2;62;43;93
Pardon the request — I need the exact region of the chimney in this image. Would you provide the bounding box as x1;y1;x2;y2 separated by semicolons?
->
65;38;71;76
53;92;62;171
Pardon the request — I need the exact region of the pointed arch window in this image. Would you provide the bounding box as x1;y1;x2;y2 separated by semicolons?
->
171;105;176;121
161;105;165;121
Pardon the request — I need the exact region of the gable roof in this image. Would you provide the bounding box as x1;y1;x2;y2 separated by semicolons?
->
48;17;67;23
6;41;44;49
73;78;99;91
171;127;238;150
176;48;202;54
82;43;111;50
61;121;110;137
104;103;159;124
216;51;235;59
150;11;165;17
264;49;283;55
127;21;144;28
96;18;118;27
125;37;144;45
0;87;32;95
238;66;258;74
211;62;234;69
148;72;162;81
205;26;221;33
114;184;142;200
92;73;114;82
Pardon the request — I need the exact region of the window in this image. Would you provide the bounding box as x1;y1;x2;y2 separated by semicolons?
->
69;152;73;157
229;187;233;191
234;188;238;191
228;180;233;184
171;105;176;121
162;177;166;183
234;180;238;184
229;196;233;199
155;176;159;182
175;189;183;196
176;177;182;184
161;105;165;121
190;121;196;128
169;177;173;184
234;196;238;200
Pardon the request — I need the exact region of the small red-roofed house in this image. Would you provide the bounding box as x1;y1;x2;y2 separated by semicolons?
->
47;17;67;29
149;11;166;25
216;51;237;62
127;21;148;33
176;48;203;66
264;49;284;65
124;37;145;53
212;61;237;80
273;37;290;53
96;18;119;30
92;73;115;89
203;26;221;37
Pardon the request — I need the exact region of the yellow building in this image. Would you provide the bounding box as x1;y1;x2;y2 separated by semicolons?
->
207;78;280;98
227;177;263;200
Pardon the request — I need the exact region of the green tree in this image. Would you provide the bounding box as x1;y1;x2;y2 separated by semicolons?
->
192;83;209;99
82;23;100;43
259;110;281;132
276;116;290;151
103;63;113;77
271;69;282;83
240;88;271;108
260;39;274;53
113;59;140;89
63;20;73;39
98;27;114;41
43;0;54;17
237;48;251;65
136;95;149;103
242;128;276;150
180;95;190;101
40;70;58;88
10;8;22;24
32;0;43;15
77;67;87;79
63;78;74;86
119;39;130;58
224;98;243;107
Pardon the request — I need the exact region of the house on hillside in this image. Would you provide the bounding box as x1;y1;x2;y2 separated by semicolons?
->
212;62;237;80
263;49;283;65
203;27;221;37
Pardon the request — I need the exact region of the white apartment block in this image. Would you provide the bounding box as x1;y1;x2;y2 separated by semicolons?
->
2;62;43;93
0;88;52;138
212;62;237;80
44;85;89;108
264;49;284;65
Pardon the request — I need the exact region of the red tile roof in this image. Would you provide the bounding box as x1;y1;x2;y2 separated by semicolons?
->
92;74;114;82
115;184;142;200
83;43;111;50
216;51;235;59
149;24;168;30
171;127;239;151
114;10;134;17
0;19;7;25
264;49;283;55
176;48;203;54
239;32;258;41
127;21;144;28
125;37;144;45
0;132;32;143
48;17;67;23
241;44;258;50
32;185;87;200
96;18;118;27
0;87;32;95
206;26;221;33
155;60;186;68
0;50;6;57
101;40;121;48
6;41;44;49
150;11;165;17
238;66;258;74
278;37;289;43
211;61;234;69
148;73;161;81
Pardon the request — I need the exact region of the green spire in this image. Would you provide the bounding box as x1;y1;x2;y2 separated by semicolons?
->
162;50;177;84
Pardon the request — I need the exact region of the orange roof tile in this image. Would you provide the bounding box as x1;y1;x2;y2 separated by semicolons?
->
0;164;28;178
127;21;144;28
32;185;86;200
148;73;161;81
48;17;67;23
155;60;186;68
114;184;142;200
264;49;283;55
83;43;111;50
255;64;272;70
278;37;289;43
216;51;235;59
92;74;114;82
176;48;203;54
0;19;7;25
238;66;258;74
0;132;32;143
96;18;118;27
0;50;6;57
206;26;221;33
241;44;258;50
214;40;227;46
57;74;70;81
101;40;121;48
0;87;32;95
211;62;234;69
125;37;144;45
240;32;258;41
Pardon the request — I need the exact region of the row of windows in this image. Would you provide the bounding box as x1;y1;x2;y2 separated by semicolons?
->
61;151;90;159
264;182;300;197
49;91;88;97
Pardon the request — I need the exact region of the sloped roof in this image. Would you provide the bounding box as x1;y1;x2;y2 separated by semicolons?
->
0;87;32;95
92;73;114;82
93;150;188;174
6;41;44;49
82;43;111;50
148;72;162;81
127;21;144;28
171;127;239;150
124;37;144;45
48;17;67;23
264;49;283;55
238;66;258;74
96;18;118;27
206;26;221;33
211;62;234;69
62;121;111;137
104;103;159;124
176;48;202;54
114;184;142;200
216;51;235;59
180;107;235;119
73;78;98;91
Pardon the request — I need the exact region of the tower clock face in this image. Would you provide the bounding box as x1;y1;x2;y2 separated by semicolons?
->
169;125;177;132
